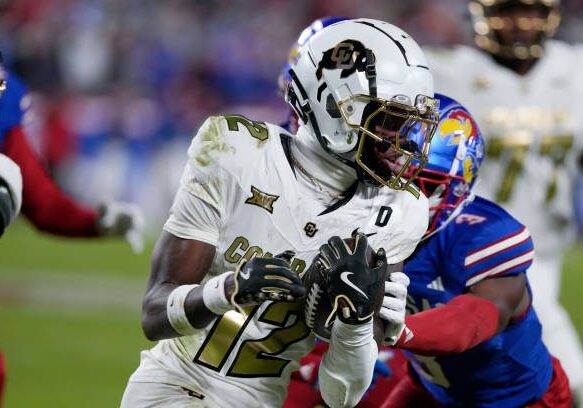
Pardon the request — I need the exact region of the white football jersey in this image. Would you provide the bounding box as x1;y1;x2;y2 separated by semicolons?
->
425;41;583;257
129;115;429;407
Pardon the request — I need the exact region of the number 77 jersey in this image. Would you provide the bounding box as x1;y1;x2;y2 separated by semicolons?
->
127;115;429;407
425;41;583;257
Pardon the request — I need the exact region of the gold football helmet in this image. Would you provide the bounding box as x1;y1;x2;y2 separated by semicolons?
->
469;0;561;60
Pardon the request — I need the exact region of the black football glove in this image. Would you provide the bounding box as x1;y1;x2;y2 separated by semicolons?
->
230;251;306;313
319;234;387;325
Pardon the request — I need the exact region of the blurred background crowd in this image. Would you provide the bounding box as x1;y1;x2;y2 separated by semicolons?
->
1;0;583;226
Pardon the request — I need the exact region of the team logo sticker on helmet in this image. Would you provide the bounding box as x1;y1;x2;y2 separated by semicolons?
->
316;40;375;80
439;109;479;147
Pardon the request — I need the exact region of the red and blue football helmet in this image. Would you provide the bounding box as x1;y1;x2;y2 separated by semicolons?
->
414;93;485;235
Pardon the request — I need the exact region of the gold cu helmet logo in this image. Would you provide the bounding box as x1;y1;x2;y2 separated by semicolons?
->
330;42;356;69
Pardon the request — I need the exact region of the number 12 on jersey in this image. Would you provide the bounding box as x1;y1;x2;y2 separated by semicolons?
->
193;301;310;377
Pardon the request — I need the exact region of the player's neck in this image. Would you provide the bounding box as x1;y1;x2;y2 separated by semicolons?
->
491;54;540;76
291;126;357;199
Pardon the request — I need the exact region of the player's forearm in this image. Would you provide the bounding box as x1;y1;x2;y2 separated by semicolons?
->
319;320;378;408
142;233;229;341
394;294;499;356
141;282;220;341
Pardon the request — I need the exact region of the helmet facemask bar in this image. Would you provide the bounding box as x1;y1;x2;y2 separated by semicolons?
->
337;94;438;196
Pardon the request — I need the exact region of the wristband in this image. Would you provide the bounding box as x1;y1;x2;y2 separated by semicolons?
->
167;284;200;336
202;271;234;315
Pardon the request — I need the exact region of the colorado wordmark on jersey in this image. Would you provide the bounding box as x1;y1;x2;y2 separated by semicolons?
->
128;115;429;407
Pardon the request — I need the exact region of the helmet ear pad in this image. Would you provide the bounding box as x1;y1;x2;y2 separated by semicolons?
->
325;94;342;119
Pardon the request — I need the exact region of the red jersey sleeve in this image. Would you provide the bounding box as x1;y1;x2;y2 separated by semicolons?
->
2;126;99;237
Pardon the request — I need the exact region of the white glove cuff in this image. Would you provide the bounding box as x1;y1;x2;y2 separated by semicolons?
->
333;319;374;346
202;271;235;315
167;284;200;336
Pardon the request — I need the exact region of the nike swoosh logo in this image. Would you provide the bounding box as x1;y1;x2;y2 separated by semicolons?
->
351;228;377;238
239;269;250;280
340;271;368;299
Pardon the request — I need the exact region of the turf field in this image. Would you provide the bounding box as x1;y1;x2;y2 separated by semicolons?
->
0;221;582;407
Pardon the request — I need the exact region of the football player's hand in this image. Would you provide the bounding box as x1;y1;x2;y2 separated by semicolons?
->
230;251;306;313
379;272;410;345
319;233;387;325
97;202;145;254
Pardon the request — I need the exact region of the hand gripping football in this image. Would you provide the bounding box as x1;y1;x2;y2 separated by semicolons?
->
302;235;388;341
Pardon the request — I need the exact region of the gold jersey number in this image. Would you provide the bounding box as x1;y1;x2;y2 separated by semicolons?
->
193;301;310;378
487;134;574;203
225;115;269;141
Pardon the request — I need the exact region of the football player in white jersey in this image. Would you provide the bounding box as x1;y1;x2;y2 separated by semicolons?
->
121;19;438;408
424;0;583;395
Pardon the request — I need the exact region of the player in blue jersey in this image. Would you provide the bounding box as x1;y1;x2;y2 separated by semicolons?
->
380;93;572;407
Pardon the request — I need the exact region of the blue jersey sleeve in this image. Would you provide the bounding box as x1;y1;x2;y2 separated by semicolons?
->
0;72;29;143
460;219;534;287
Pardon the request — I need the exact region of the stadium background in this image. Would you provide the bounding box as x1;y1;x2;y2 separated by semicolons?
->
0;0;581;406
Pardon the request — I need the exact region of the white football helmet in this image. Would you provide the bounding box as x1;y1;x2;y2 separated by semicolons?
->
285;18;438;195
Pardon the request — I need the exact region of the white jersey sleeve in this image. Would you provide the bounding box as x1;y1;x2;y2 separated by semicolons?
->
163;116;237;245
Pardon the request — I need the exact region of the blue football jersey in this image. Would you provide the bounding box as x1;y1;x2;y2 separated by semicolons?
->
0;72;29;148
404;195;552;407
